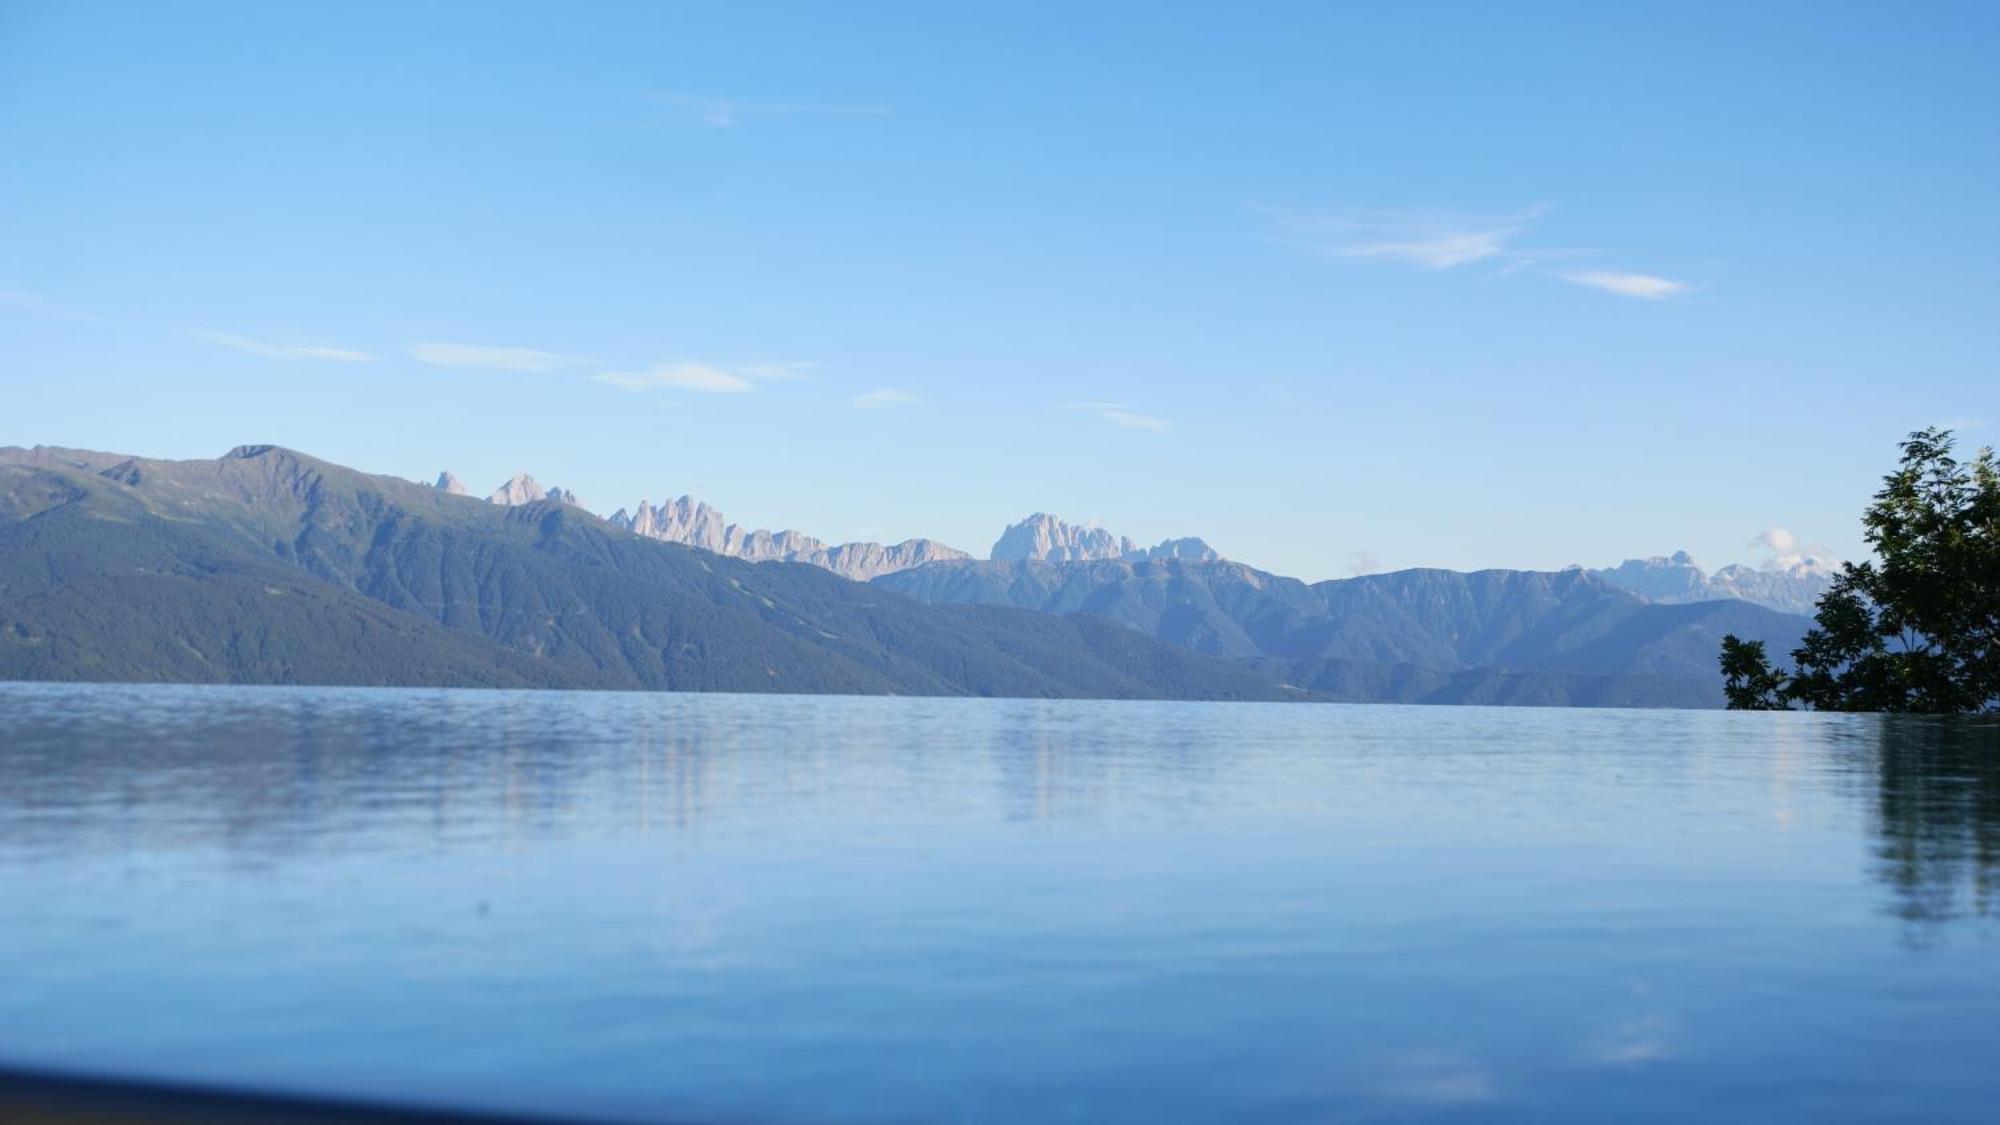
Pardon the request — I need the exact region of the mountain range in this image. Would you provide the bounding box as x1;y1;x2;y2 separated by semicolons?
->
0;446;1287;700
479;471;583;509
875;555;1810;708
990;512;1222;564
444;477;1832;617
0;445;1825;706
602;495;969;582
1588;550;1836;616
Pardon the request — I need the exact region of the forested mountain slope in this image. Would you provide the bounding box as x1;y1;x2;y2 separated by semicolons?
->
0;445;1292;701
876;557;1813;707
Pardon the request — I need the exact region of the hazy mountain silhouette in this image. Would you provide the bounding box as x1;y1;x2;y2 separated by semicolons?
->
875;557;1813;707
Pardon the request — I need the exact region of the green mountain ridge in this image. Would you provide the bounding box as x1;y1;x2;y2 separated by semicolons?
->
0;445;1292;701
0;443;1813;706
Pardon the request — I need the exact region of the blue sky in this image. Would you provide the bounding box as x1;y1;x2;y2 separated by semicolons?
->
2;1;1994;580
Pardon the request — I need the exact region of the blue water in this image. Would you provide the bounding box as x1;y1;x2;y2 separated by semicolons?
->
1;684;1996;1123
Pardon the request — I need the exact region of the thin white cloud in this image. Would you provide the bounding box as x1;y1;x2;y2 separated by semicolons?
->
595;362;755;394
1269;206;1699;298
1066;401;1171;433
1343;231;1512;270
1;287;98;322
409;342;582;373
1562;271;1688;300
1275;206;1547;271
648;92;888;129
202;331;373;363
1938;416;1988;432
853;388;917;410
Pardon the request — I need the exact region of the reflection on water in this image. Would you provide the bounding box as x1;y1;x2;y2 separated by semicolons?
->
0;689;1250;859
1867;718;2000;928
0;684;1997;1124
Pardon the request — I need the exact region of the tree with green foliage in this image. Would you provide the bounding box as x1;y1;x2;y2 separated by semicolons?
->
1721;428;1999;713
1719;636;1790;710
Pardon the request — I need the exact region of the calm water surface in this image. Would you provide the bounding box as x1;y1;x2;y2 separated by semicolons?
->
1;684;1997;1123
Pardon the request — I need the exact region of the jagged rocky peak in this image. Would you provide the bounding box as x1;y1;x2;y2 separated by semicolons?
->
1143;537;1221;562
434;471;468;496
1592;549;1836;617
488;473;545;506
991;514;1134;562
611;493;969;581
990;514;1221;564
1593;551;1712;602
613;495;731;551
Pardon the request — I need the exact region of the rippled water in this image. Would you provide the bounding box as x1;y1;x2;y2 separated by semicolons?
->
1;684;1997;1123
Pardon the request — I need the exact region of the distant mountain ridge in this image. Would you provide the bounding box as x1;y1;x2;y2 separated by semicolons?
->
603;495;971;582
431;474;1825;628
1589;550;1836;615
0;444;1290;701
991;513;1221;564
0;441;1839;707
596;504;1217;582
874;556;1812;708
435;479;1820;707
467;471;583;509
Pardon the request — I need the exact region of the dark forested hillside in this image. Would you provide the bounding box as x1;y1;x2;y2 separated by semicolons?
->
875;557;1813;707
0;446;1291;701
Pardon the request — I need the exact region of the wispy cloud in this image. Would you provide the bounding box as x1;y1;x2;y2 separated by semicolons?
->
1275;207;1549;271
595;362;756;394
1068;401;1171;433
409;342;583;373
853;388;917;410
1561;271;1689;300
1101;410;1171;432
1271;206;1693;299
0;286;98;322
202;331;373;363
648;92;888;129
1344;230;1514;270
1938;416;1988;432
